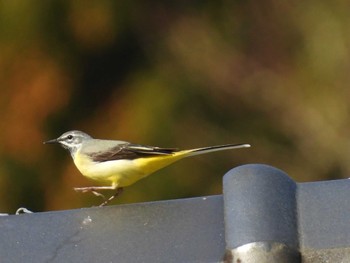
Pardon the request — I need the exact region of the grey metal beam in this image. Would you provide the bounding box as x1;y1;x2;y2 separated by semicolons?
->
1;164;350;262
222;164;301;262
223;164;350;263
0;196;225;263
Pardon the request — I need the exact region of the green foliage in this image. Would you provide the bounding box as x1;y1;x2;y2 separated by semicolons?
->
0;1;349;211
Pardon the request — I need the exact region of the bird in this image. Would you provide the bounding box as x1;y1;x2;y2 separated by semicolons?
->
44;130;250;206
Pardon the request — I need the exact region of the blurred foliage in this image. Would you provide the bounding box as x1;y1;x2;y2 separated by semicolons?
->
1;1;350;212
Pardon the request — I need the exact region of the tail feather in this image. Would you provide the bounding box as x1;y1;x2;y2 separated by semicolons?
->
183;143;251;157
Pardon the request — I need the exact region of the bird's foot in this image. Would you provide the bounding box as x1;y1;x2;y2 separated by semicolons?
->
99;188;124;207
74;186;123;206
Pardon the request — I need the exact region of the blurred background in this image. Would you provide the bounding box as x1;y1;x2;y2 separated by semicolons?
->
1;1;350;212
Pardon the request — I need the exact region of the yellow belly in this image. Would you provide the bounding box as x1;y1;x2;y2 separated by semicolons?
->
73;152;184;187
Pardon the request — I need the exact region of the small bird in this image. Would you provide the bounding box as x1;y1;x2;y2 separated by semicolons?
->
44;130;250;206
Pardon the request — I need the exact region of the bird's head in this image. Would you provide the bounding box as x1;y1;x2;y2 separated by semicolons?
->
44;130;92;156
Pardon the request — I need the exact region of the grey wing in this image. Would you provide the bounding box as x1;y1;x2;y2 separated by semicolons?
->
88;143;178;162
127;144;178;155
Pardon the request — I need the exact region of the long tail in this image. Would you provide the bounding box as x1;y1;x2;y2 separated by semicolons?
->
182;143;251;157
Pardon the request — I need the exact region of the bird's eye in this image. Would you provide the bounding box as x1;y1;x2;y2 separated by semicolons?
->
67;135;73;140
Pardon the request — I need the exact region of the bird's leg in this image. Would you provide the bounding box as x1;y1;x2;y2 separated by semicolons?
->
91;191;106;199
99;188;124;207
74;186;123;206
74;186;117;201
74;186;117;192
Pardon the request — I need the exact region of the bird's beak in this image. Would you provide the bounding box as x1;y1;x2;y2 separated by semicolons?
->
43;138;58;144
